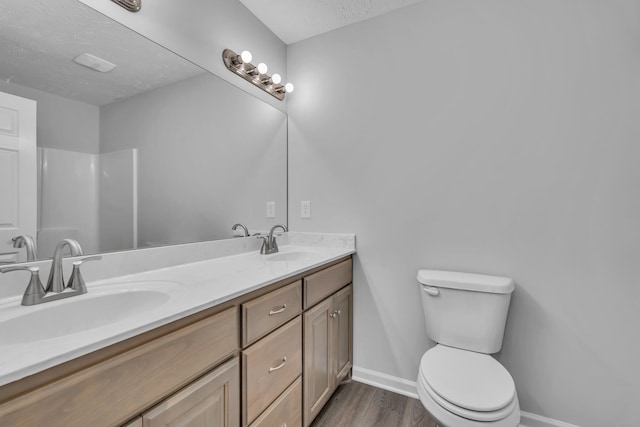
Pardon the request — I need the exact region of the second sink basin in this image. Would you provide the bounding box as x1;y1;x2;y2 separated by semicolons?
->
265;251;321;262
0;281;183;345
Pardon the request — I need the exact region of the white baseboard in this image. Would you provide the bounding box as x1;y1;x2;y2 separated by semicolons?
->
351;366;419;399
351;366;581;427
519;411;582;427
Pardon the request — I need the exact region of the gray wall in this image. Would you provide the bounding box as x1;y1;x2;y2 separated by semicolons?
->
100;73;287;246
287;1;640;426
0;81;99;154
79;0;288;112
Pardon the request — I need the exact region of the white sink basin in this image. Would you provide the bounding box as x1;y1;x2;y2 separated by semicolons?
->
0;281;182;344
265;251;321;262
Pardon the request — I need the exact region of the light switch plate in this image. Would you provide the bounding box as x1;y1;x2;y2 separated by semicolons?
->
266;201;276;218
301;201;311;218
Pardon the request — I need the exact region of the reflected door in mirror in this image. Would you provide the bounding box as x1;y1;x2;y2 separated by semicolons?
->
0;91;36;264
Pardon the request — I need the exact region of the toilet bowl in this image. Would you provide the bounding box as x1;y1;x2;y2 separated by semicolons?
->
416;270;520;427
417;345;520;427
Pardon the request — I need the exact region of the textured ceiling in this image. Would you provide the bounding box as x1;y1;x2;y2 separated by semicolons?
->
239;0;425;44
0;0;202;106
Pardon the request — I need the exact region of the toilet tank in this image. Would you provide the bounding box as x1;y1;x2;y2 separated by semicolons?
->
417;270;514;354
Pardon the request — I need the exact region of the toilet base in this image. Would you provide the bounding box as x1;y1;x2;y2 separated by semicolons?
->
417;371;521;427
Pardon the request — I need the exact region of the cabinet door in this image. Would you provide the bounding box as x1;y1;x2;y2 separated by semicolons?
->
303;297;333;427
122;418;142;427
333;285;353;384
143;357;240;427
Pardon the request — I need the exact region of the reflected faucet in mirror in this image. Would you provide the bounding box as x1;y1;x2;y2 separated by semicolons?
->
232;223;250;237
12;235;37;261
0;239;102;306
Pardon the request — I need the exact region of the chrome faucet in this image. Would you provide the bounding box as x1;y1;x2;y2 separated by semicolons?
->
258;224;288;255
46;239;84;293
0;238;101;306
12;235;36;261
232;223;250;237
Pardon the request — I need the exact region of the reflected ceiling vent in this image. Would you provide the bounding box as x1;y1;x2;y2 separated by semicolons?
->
73;53;117;73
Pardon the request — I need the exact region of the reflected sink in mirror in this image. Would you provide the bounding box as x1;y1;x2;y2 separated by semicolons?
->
0;281;183;344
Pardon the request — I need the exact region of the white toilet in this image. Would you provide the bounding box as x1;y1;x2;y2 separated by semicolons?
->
416;270;520;427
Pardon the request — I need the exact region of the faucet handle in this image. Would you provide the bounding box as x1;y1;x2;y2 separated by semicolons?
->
256;235;269;254
0;265;46;306
67;256;102;293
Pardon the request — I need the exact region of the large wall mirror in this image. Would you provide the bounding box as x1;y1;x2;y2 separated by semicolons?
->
0;0;287;263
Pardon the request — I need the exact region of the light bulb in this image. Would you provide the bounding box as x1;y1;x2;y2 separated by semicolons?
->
240;50;252;63
257;62;268;74
271;73;282;84
285;82;294;93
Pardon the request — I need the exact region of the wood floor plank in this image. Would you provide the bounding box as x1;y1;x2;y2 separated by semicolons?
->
310;381;438;427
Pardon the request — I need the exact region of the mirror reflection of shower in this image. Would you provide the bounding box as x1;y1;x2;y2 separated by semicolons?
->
37;147;138;259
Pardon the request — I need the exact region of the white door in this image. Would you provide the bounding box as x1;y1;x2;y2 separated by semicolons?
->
0;91;37;264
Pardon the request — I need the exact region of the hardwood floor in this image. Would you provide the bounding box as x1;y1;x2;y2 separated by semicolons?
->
310;381;439;427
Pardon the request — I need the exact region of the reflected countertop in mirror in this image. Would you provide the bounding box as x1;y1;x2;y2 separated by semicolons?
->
0;0;287;263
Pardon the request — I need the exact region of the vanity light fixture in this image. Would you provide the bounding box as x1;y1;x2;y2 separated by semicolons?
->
222;49;294;101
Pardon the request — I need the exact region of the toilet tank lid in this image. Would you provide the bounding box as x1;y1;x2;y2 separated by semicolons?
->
417;270;514;294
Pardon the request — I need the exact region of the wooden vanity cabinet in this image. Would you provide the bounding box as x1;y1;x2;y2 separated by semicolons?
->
303;284;353;427
0;255;353;427
303;258;352;309
122;418;143;427
241;280;303;426
249;377;302;427
142;357;240;427
302;258;353;426
0;306;239;427
242;280;302;347
241;257;353;427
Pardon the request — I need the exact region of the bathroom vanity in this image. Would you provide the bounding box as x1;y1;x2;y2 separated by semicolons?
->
0;238;354;427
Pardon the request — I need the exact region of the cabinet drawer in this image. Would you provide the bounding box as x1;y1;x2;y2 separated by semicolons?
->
249;377;301;427
143;357;240;427
243;316;302;425
304;258;352;309
0;307;239;427
243;280;302;346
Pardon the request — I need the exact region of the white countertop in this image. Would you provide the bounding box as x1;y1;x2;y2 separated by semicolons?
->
0;236;355;387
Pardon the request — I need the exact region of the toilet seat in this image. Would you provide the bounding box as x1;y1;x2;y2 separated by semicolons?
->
419;345;517;422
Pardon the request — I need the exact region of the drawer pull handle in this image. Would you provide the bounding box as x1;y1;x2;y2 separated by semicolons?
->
269;356;287;373
330;309;341;319
269;304;287;316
